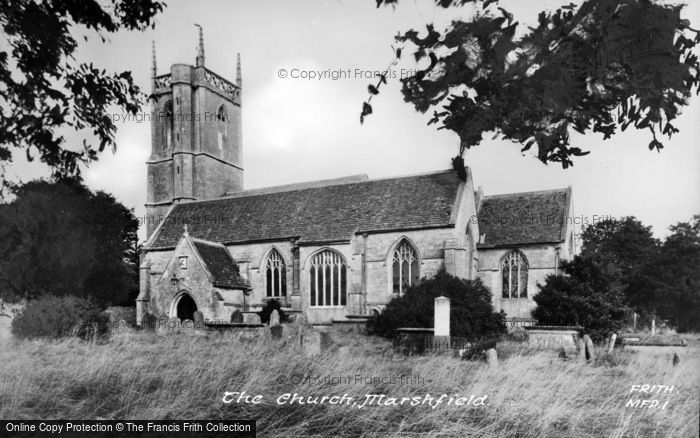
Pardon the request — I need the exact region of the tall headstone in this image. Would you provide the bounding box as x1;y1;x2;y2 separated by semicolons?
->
607;333;617;354
583;335;596;361
578;338;586;362
487;348;499;367
434;296;450;338
269;309;280;326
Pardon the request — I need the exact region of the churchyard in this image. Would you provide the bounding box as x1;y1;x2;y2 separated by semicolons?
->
0;318;698;437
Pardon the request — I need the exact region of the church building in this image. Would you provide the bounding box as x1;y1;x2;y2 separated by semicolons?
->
137;35;576;327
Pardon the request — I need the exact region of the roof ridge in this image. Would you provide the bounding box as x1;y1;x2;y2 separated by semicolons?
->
173;168;459;206
482;187;569;199
190;236;226;248
222;174;370;198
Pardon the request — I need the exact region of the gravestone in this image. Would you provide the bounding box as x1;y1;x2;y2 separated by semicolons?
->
578;338;586;362
193;311;204;329
607;333;617;354
338;346;351;358
231;310;243;323
320;331;333;351
434;296;450;337
270;324;283;339
270;309;280;326
141;313;157;331
303;330;333;356
583;335;596;361
487;348;499;367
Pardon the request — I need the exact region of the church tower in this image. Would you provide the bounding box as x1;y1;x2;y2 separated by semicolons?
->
146;28;243;238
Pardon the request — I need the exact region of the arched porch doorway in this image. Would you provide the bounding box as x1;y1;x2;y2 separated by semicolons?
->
175;294;197;321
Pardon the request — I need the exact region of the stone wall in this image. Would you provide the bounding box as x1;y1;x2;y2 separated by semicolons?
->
143;237;246;323
475;199;577;319
141;168;482;325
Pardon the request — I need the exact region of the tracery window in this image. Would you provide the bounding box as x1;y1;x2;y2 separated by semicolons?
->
309;250;347;307
502;250;528;298
392;240;419;294
265;249;287;298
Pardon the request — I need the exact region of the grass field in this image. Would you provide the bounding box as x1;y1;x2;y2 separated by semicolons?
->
0;325;698;437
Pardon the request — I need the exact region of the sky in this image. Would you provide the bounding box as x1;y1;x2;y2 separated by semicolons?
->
4;0;700;243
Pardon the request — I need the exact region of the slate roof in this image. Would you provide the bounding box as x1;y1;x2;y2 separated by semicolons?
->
190;238;250;289
148;170;462;249
476;187;571;248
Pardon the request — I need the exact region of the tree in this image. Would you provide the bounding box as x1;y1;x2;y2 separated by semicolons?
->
636;215;700;331
579;216;659;311
365;0;700;169
0;0;165;193
0;178;139;307
533;255;627;341
368;269;506;340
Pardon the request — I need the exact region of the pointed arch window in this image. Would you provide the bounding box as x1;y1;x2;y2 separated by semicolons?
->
392;240;419;294
265;249;287;298
217;105;228;150
309;250;347;307
502;250;528;298
163;100;173;149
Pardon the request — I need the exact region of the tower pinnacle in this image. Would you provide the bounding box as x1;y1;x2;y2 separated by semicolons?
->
195;24;205;67
236;53;242;87
151;41;157;77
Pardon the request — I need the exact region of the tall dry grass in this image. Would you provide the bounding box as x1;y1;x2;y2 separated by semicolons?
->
0;325;697;437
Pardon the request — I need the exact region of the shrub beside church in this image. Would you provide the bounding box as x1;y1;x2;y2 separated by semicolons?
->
368;270;506;340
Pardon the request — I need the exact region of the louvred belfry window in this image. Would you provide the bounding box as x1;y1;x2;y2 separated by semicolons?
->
309;250;347;307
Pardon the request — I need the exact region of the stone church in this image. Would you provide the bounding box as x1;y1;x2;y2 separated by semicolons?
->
137;36;576;327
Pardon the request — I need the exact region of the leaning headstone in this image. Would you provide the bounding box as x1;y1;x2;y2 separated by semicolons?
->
578;338;586;362
269;309;280;326
583;335;596;361
231;310;243;323
607;333;617;354
487;348;499;367
270;324;283;339
672;353;680;367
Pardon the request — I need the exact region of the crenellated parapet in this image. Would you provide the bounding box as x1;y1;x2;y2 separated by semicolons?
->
151;67;241;106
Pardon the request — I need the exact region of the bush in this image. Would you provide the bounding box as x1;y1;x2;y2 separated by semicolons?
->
532;255;627;342
11;295;108;340
367;269;506;340
259;299;289;324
